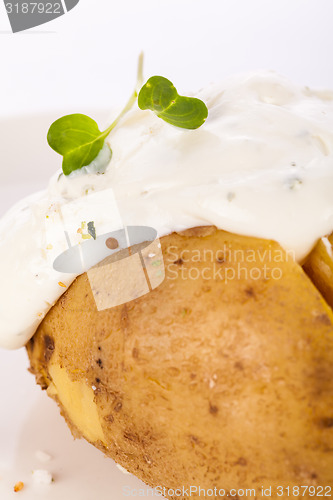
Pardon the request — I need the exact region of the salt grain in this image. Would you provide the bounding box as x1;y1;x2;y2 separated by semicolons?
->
32;469;53;485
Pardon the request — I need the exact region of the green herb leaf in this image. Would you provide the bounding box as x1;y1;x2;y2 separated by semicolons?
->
47;53;144;176
138;76;208;129
47;114;107;176
47;56;208;175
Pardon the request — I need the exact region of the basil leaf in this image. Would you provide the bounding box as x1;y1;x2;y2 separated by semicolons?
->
138;76;208;129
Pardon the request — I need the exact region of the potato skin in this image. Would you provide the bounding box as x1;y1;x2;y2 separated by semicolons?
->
27;227;333;498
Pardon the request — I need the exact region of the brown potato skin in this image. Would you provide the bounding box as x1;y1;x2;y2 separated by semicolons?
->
27;227;333;498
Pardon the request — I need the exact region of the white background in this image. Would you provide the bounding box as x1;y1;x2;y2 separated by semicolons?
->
0;1;332;499
0;0;333;118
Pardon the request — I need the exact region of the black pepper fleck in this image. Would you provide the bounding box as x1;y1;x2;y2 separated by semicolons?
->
96;358;103;368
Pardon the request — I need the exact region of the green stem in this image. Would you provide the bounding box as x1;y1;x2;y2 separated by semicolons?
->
102;52;144;139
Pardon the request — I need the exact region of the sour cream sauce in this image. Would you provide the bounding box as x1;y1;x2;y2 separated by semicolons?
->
1;71;333;349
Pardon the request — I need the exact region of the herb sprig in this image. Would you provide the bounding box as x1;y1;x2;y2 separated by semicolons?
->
138;76;208;129
47;55;208;176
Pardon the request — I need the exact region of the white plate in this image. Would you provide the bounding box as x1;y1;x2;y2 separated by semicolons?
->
0;114;161;500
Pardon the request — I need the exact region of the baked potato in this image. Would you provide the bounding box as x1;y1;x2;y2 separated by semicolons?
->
27;226;333;499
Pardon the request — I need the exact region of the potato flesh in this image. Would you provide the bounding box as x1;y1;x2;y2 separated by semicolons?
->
47;364;105;444
303;233;333;309
27;227;333;498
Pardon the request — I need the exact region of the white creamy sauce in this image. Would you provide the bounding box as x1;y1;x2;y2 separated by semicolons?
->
1;71;333;349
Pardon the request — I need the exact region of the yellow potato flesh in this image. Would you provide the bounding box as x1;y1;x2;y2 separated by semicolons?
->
303;233;333;309
47;364;105;444
27;227;333;498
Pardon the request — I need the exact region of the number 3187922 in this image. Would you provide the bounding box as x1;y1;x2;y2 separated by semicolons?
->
276;486;332;496
5;3;61;14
